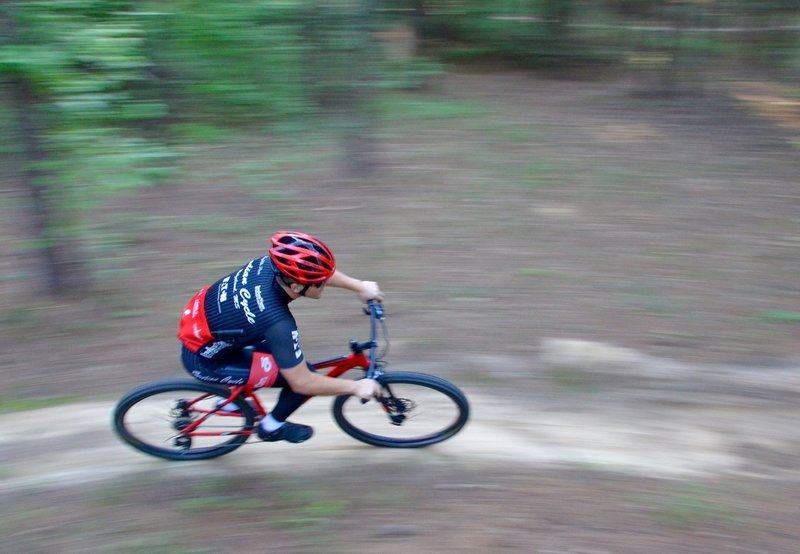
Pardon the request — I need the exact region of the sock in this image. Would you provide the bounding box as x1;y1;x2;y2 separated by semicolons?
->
216;400;239;413
260;414;285;433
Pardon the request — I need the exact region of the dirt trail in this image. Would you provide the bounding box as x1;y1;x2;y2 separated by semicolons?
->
3;342;799;493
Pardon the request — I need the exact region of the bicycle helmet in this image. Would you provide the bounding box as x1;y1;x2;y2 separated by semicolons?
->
269;231;336;285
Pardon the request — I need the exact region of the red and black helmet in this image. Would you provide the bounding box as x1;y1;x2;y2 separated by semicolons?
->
269;231;336;285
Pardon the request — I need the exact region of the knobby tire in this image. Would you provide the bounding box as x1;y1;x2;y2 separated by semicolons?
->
331;371;469;448
113;378;256;461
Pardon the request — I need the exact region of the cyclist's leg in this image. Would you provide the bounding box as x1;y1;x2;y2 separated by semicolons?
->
252;345;317;442
182;344;313;442
256;375;314;443
268;372;311;421
244;338;314;422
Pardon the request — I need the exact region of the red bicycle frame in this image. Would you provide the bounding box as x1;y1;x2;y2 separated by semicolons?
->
176;349;371;438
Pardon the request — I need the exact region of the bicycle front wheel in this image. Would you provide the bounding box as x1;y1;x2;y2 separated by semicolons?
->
113;379;256;461
332;371;469;448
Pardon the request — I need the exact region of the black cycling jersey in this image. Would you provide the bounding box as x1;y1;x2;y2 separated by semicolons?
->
196;255;304;370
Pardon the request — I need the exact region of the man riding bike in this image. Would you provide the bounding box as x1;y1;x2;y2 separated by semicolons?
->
177;231;384;444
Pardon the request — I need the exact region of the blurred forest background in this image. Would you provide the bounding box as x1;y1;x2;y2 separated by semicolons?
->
1;0;799;399
3;3;800;552
2;0;798;294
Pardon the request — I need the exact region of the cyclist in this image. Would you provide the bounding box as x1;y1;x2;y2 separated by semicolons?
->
177;231;383;444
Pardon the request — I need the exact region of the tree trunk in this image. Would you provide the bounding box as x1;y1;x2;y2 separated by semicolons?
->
6;76;87;296
341;0;380;178
662;7;686;97
2;1;90;296
412;0;426;54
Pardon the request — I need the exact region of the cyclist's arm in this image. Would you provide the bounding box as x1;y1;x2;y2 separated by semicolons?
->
281;362;378;399
263;318;378;399
326;269;384;303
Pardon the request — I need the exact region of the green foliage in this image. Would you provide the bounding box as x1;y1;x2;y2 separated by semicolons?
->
146;1;311;124
375;93;484;120
421;0;799;72
517;268;566;279
0;1;176;202
1;0;796;296
175;495;265;512
422;0;619;67
0;395;84;414
653;484;740;529
546;366;598;392
760;311;800;324
381;57;443;90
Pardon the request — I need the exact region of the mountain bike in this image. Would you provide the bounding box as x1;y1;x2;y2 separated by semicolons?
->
113;301;469;461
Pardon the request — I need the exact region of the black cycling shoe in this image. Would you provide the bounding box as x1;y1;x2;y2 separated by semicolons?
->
257;421;313;444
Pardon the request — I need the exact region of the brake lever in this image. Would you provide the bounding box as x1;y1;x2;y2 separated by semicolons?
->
361;390;384;405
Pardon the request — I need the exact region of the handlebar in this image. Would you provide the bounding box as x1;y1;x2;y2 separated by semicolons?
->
365;300;386;379
360;300;388;402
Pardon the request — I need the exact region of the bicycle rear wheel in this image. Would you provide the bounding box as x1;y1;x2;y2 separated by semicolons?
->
332;371;469;448
113;378;256;461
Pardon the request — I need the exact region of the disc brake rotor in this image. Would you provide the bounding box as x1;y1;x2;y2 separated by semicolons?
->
382;397;416;425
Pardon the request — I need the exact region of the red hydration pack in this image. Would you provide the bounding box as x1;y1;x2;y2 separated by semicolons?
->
177;286;214;353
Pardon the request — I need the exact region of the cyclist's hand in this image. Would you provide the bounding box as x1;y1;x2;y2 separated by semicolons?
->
352;378;381;400
356;280;384;303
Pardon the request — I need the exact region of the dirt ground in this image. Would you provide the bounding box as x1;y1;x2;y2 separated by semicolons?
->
2;70;800;552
